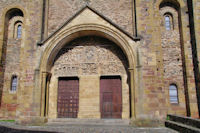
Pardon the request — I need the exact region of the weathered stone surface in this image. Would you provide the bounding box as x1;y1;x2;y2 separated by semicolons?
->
52;36;128;77
48;0;134;36
160;6;186;115
0;0;198;125
0;122;178;133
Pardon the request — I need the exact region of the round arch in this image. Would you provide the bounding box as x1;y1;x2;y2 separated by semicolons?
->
1;5;27;19
155;0;185;10
0;6;27;59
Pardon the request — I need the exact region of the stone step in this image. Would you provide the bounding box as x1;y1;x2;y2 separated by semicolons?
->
0;122;178;133
47;118;130;126
167;114;200;129
165;120;200;133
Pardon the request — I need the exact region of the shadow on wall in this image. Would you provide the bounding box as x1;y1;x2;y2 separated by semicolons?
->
0;125;55;133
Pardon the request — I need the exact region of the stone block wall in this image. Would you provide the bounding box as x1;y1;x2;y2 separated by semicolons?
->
160;5;186;115
135;0;198;118
48;0;134;36
0;0;43;119
0;0;198;123
193;0;200;64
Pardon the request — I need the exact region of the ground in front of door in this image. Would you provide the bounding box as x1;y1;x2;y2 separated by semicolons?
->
0;122;177;133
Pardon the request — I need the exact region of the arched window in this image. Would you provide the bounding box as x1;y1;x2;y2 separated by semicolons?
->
169;84;178;104
17;25;22;38
11;75;18;92
13;20;23;39
165;15;171;30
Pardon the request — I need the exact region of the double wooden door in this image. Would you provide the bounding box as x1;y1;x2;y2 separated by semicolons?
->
57;77;79;118
57;76;122;119
100;76;122;118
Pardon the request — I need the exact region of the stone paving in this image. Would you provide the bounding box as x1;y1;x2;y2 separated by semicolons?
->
0;122;178;133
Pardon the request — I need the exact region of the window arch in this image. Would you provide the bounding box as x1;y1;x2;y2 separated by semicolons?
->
14;21;23;39
169;84;179;104
11;75;18;92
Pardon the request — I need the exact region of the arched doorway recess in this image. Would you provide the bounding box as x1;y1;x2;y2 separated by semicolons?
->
38;24;138;120
49;36;129;119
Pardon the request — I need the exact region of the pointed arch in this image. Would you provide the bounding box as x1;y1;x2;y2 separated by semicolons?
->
39;25;136;72
38;24;137;119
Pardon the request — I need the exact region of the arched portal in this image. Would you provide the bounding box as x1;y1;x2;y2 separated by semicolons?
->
39;24;137;120
48;36;129;119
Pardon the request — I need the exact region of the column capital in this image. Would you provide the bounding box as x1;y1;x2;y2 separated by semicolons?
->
128;68;134;71
42;71;50;74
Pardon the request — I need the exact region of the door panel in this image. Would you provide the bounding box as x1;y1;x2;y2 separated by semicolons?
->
57;77;79;118
100;76;122;118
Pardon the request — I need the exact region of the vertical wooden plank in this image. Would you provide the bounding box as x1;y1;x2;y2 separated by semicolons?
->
100;76;122;118
57;77;79;118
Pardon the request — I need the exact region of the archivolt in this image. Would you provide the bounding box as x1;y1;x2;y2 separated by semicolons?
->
40;24;136;72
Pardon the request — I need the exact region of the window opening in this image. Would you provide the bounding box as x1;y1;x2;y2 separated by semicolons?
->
165;15;171;30
17;25;22;38
169;84;178;104
11;76;18;92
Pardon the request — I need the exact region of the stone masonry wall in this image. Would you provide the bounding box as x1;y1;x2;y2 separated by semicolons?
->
193;0;200;117
48;0;134;36
135;0;198;119
160;6;186;114
0;14;24;118
0;0;43;119
0;0;198;122
193;0;200;66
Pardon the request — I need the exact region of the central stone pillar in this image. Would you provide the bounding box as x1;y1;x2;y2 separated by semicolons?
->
78;75;100;118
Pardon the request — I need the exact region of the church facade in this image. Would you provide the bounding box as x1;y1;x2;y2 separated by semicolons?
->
0;0;199;124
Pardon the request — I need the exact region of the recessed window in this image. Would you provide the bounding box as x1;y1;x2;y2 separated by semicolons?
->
165;15;171;30
14;21;23;39
169;84;178;104
164;13;174;31
11;75;18;92
17;25;22;38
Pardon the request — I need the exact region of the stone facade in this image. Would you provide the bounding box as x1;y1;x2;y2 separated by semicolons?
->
0;0;199;125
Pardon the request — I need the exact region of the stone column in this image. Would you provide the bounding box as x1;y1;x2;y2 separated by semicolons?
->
129;68;135;118
45;73;51;116
41;72;47;117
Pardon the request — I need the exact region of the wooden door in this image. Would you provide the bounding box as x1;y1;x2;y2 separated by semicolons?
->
57;77;79;118
100;76;122;118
